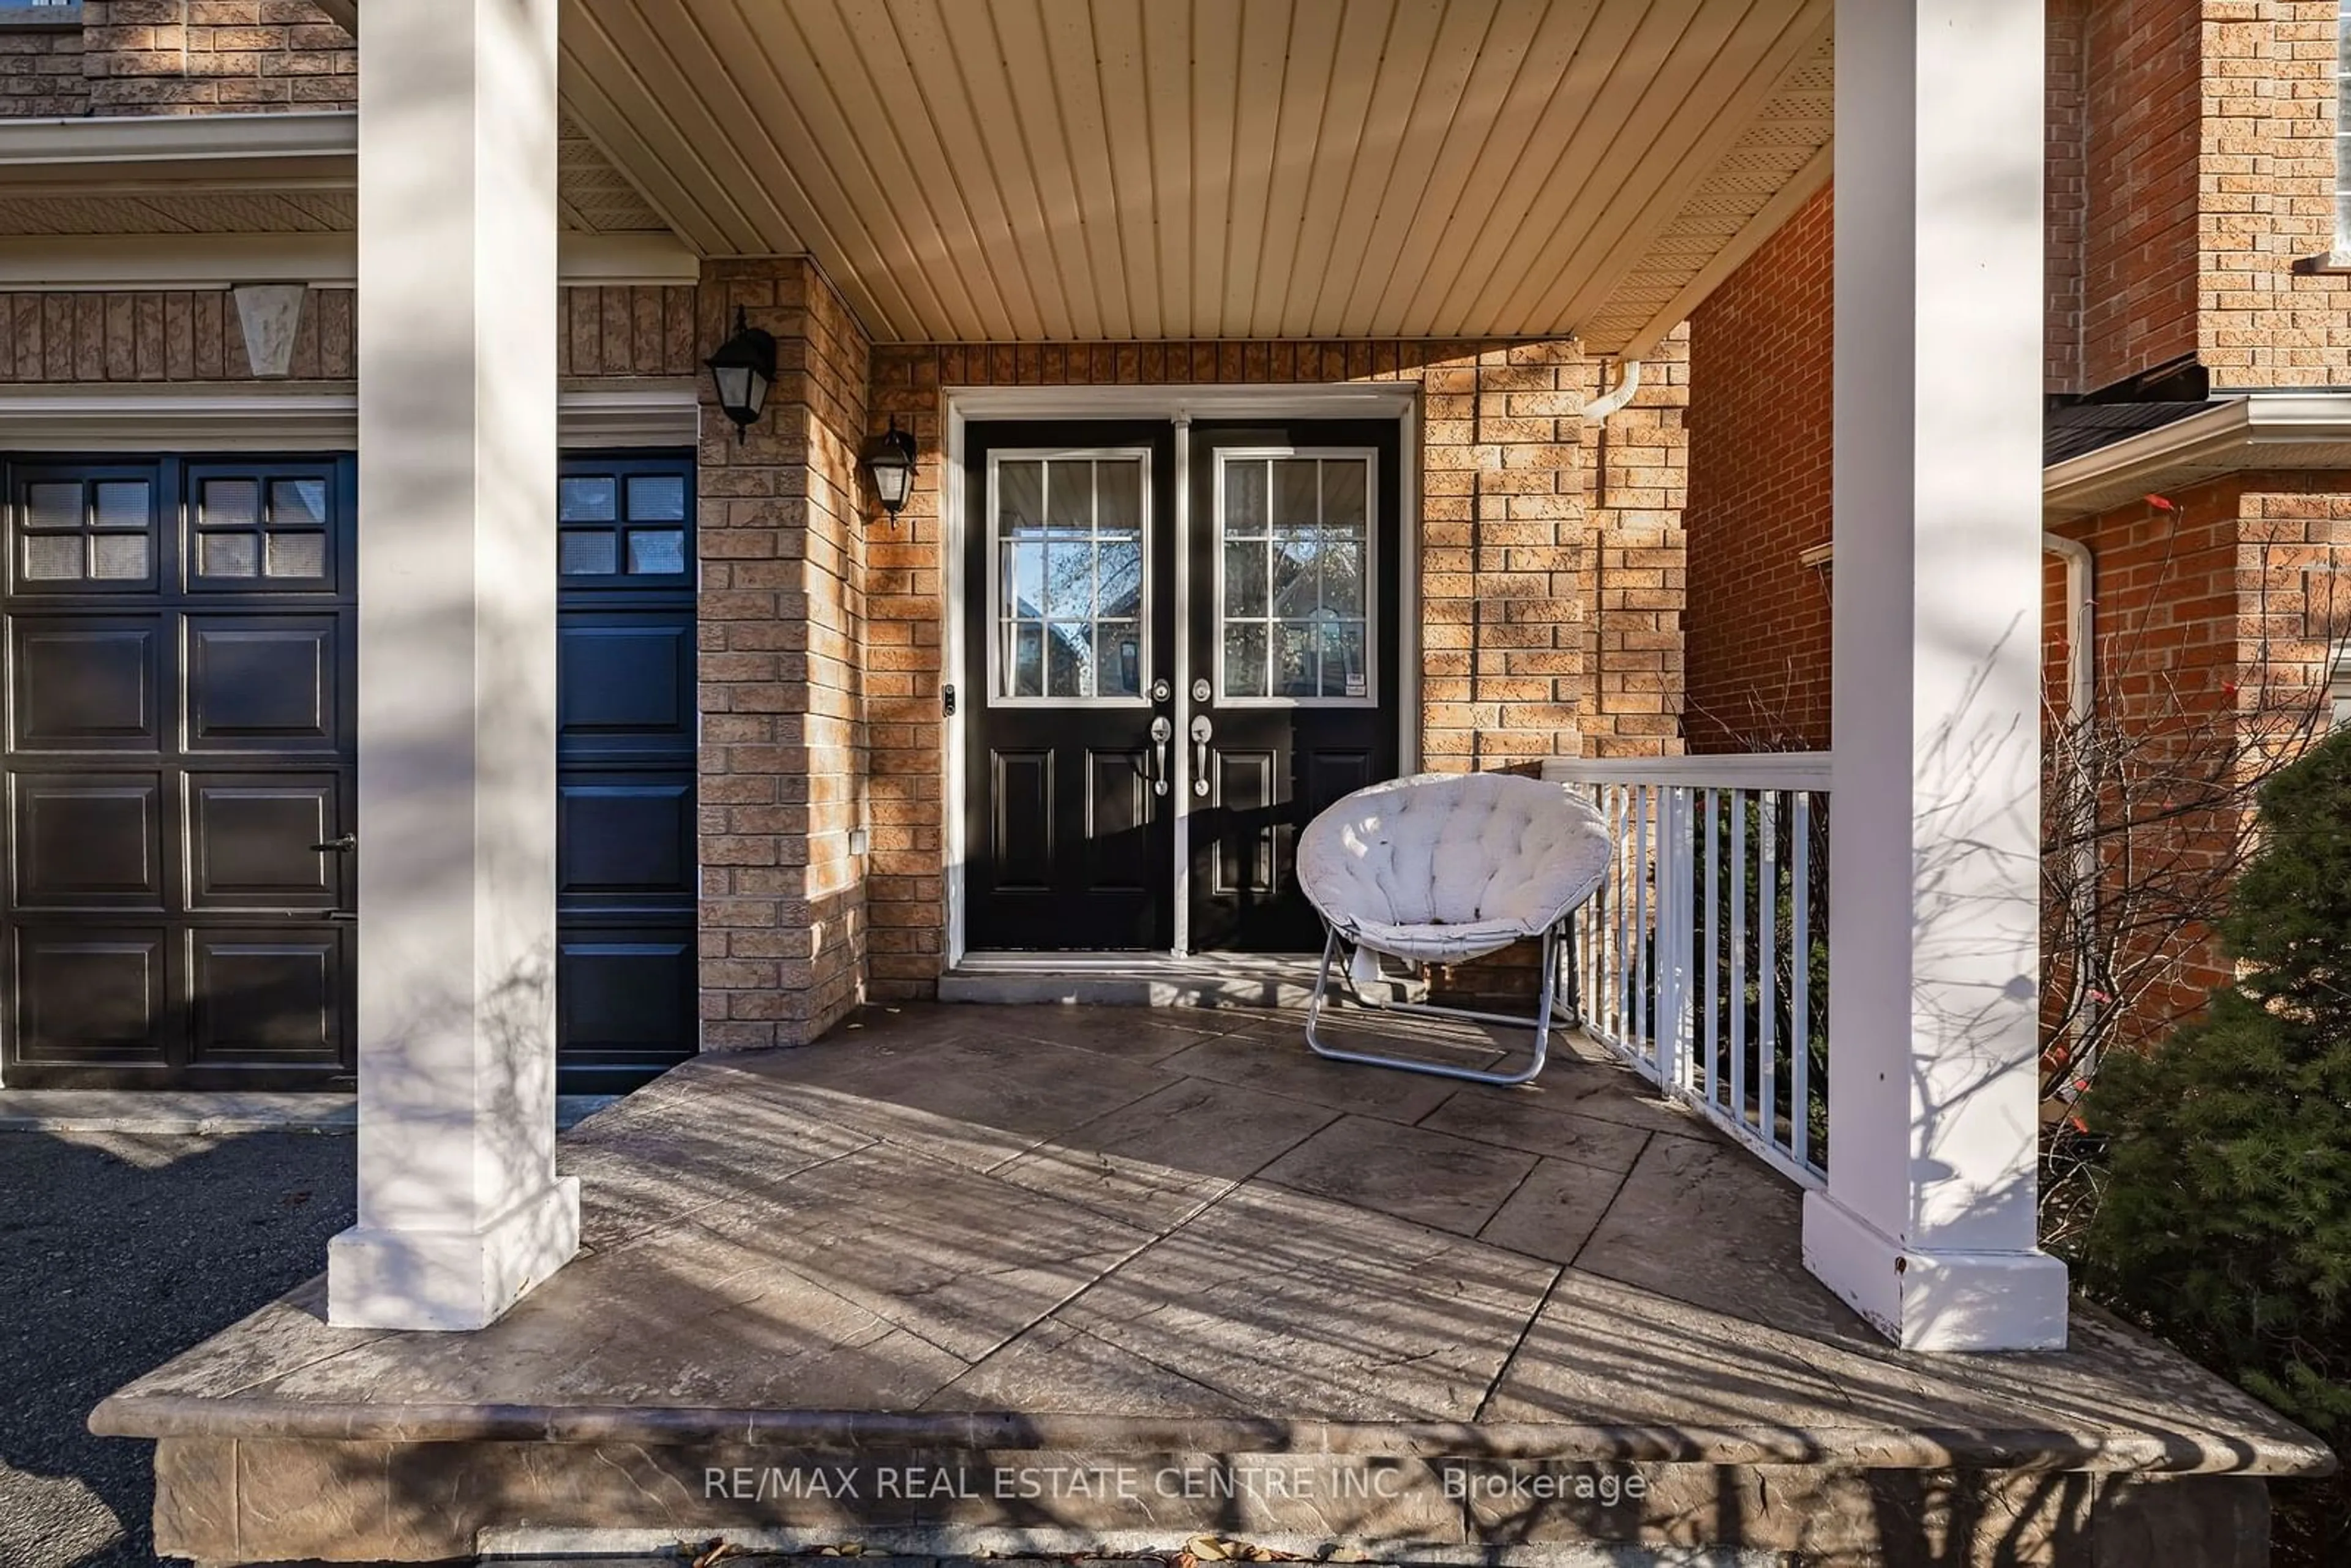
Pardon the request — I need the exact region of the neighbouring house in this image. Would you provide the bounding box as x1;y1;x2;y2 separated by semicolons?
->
0;2;2341;1563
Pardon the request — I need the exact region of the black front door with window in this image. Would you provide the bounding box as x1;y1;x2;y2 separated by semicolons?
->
1185;421;1402;950
962;421;1179;949
959;416;1401;955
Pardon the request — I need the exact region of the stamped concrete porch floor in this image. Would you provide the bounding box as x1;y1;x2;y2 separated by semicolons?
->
96;1003;2330;1564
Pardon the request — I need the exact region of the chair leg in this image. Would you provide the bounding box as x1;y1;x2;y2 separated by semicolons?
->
1305;922;1562;1087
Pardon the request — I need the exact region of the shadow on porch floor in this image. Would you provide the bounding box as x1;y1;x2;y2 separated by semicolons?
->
93;1002;2330;1565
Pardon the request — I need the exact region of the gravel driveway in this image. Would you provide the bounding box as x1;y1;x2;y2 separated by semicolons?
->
0;1128;354;1568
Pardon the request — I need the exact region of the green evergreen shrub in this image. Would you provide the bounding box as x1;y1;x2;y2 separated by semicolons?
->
2083;725;2351;1450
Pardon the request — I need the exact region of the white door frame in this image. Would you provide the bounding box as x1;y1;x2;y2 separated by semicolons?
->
941;381;1421;967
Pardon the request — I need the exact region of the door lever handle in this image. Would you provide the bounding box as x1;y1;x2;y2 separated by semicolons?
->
310;833;356;853
1147;716;1172;796
1190;715;1213;798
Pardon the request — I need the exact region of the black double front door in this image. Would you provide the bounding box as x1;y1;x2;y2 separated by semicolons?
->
962;419;1401;953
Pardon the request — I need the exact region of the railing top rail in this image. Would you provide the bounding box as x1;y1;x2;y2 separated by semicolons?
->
1542;752;1833;792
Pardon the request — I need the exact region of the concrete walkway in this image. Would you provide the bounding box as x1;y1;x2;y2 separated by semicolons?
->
94;1003;2331;1565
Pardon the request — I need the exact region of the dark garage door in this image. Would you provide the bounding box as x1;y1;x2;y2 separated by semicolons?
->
0;452;697;1093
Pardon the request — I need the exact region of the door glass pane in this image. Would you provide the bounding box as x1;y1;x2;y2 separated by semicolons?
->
626;528;686;575
266;531;328;579
271;477;329;526
24;482;80;531
626;473;687;522
993;453;1147;703
560;530;618;575
199;478;258;528
23;534;79;580
559;476;617;522
90;534;150;580
92;481;151;530
1221;454;1371;702
200;532;259;577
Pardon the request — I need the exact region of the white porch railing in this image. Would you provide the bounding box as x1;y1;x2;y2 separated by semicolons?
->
1541;754;1832;1188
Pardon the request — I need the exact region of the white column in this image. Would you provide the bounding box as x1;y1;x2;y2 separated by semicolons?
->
1803;0;2069;1352
327;0;576;1330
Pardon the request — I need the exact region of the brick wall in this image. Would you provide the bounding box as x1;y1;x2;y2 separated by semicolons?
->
75;0;353;116
2072;0;2207;393
2047;0;2088;392
1681;182;1834;753
863;336;1688;999
0;285;699;384
693;258;874;1048
2197;0;2351;387
0;287;352;380
0;10;87;116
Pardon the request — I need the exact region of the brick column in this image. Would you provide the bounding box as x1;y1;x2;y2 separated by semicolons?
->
695;259;874;1049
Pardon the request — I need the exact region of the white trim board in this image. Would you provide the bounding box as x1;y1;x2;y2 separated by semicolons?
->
0;232;700;290
939;381;1423;969
0;384;700;450
2043;392;2351;521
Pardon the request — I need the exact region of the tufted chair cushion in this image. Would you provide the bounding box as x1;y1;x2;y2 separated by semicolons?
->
1297;771;1611;964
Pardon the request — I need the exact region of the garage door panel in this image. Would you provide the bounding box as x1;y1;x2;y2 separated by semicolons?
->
15;928;171;1063
557;773;694;901
10;618;163;751
186;615;340;751
190;929;345;1064
557;931;696;1056
558;615;694;752
12;773;167;909
187;773;344;910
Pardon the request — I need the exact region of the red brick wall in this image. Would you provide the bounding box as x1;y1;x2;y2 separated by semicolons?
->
0;288;350;380
2073;0;2204;392
1681;182;1834;753
862;336;1690;999
2045;0;2088;392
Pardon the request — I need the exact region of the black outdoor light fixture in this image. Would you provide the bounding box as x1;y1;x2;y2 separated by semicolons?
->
704;307;776;441
864;416;918;520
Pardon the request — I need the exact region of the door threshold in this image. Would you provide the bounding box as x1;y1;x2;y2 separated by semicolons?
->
940;951;1426;1009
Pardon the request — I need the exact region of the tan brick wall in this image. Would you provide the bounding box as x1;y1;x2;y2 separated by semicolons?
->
0;288;352;380
78;0;353;116
560;287;702;380
2197;0;2351;386
863;336;1687;999
694;258;874;1048
0;11;88;116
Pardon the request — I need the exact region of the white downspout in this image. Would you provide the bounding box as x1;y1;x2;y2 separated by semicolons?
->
1584;357;1642;421
2044;531;2094;730
2044;530;2097;1086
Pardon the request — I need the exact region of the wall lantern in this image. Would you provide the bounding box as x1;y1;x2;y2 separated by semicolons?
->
864;416;918;520
704;307;776;441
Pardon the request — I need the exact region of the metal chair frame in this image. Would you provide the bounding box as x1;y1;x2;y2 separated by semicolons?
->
1303;918;1578;1087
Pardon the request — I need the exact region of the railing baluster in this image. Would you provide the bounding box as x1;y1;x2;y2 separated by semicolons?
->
1632;784;1651;1069
1765;796;1782;1138
1703;787;1720;1108
1538;754;1831;1194
1730;789;1747;1124
1791;790;1813;1171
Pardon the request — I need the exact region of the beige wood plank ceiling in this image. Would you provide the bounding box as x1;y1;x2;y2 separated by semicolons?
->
561;0;1832;348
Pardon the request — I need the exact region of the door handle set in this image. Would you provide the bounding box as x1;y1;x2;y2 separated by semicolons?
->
1147;716;1172;796
1190;715;1213;797
310;833;356;853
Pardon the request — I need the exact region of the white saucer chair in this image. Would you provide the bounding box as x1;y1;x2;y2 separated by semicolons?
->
1295;771;1613;1086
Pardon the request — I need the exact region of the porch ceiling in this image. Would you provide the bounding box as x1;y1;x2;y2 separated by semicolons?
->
560;0;1835;350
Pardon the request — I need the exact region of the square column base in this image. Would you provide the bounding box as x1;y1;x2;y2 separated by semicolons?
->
1802;1190;2070;1351
327;1176;581;1330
